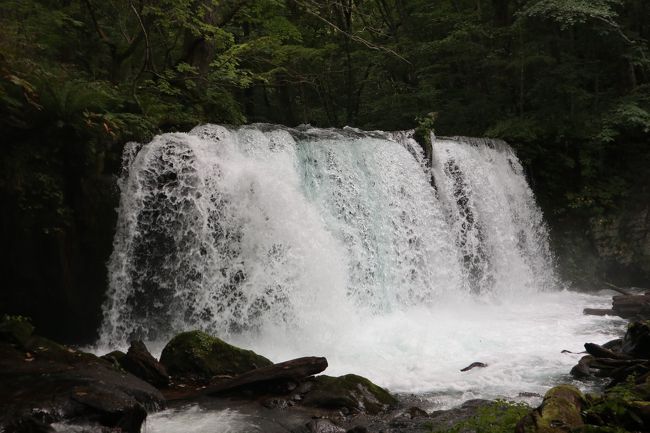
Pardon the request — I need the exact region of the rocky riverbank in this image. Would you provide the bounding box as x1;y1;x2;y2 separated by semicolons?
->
4;295;650;433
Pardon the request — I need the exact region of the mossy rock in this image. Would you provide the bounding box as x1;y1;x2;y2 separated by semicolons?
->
0;315;35;347
516;385;585;433
585;378;650;431
159;330;272;380
302;374;397;414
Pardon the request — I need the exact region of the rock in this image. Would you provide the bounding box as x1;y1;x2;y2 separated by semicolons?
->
460;362;488;372
100;350;126;368
3;415;55;433
426;399;494;431
515;385;585;433
621;321;650;358
0;335;164;433
571;355;596;379
306;418;346;433
205;356;328;395
405;406;429;418
120;340;169;388
301;374;397;415
160;330;272;380
0;315;35;347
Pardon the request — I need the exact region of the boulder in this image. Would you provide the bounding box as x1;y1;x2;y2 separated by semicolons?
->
100;350;126;368
301;374;397;415
0;335;164;433
120;341;169;388
0;315;35;347
516;385;585;433
621;321;650;358
159;330;272;380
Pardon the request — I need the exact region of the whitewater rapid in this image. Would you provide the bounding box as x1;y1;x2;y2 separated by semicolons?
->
96;124;622;405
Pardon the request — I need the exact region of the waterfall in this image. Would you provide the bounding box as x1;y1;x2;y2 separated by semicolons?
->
100;124;558;347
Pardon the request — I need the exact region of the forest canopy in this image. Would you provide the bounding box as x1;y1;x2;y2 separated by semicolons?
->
1;0;649;223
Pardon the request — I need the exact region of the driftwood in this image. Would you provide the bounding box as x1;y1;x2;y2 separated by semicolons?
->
584;343;632;360
603;281;634;296
460;362;488;372
584;293;650;319
204;356;328;395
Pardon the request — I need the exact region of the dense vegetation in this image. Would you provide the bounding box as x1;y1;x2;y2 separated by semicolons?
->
1;0;649;340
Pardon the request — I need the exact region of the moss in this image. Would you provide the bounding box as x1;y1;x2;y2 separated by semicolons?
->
159;330;272;379
431;400;531;433
0;315;35;346
516;385;585;433
303;374;397;414
585;377;650;431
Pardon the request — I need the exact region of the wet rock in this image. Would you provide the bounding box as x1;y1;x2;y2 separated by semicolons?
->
120;340;169;388
306;418;346;433
621;321;650;358
262;398;289;409
570;355;596;379
100;350;126;368
516;385;585;433
405;406;429;418
0;335;163;433
302;374;397;415
3;415;55;433
160;330;272;380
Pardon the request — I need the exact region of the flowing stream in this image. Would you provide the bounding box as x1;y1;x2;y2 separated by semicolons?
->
98;124;622;414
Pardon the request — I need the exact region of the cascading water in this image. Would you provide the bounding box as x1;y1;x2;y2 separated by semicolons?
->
99;124;621;407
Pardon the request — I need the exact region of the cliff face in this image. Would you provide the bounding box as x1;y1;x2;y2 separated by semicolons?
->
590;202;650;285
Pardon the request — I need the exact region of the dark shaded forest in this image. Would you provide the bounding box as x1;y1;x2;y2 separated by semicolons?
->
1;0;649;341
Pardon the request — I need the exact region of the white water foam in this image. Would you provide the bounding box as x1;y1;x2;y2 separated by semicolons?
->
143;405;254;433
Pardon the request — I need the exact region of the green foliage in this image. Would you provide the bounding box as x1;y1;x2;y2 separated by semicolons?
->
1;0;649;249
430;400;531;433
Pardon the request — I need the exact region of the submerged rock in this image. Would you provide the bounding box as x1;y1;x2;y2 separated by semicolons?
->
301;374;397;415
160;330;273;380
120;340;170;388
516;385;585;433
306;418;346;433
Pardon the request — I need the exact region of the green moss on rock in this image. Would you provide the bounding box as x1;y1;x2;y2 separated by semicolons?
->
159;330;272;379
302;374;397;414
516;385;585;433
0;315;35;347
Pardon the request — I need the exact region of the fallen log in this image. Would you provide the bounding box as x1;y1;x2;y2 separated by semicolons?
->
204;356;328;395
583;308;615;316
603;281;633;296
584;343;632;360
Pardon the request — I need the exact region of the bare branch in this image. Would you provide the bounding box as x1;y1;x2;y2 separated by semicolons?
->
291;0;411;64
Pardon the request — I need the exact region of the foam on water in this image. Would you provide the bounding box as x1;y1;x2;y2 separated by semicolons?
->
143;406;254;433
96;124;622;406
